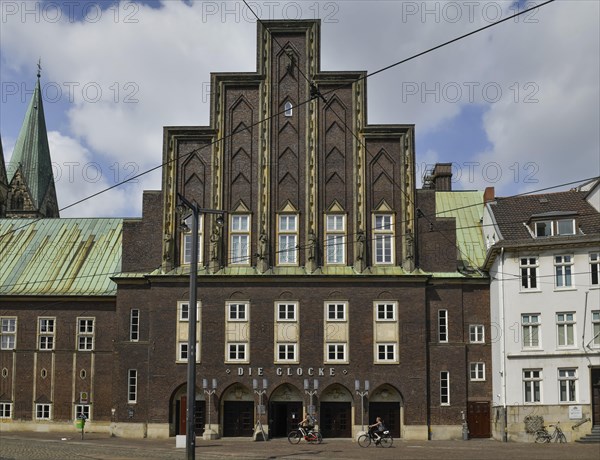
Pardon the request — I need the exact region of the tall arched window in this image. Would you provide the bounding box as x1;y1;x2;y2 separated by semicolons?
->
284;101;293;117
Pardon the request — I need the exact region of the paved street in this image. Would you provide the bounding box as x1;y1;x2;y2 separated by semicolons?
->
1;432;599;460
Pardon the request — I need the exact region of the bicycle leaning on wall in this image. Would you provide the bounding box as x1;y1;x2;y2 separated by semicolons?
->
534;421;567;443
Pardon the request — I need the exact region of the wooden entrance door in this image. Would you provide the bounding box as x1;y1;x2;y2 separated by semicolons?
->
369;402;401;438
320;402;351;438
269;401;302;438
176;396;205;436
223;401;254;437
468;401;491;438
592;368;600;426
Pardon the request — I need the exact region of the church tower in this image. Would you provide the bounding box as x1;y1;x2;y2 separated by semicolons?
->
6;66;59;218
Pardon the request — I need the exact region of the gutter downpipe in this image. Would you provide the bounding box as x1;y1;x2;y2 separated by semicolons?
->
499;247;508;442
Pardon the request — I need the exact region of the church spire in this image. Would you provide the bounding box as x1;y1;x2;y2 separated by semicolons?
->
0;136;8;217
6;63;59;218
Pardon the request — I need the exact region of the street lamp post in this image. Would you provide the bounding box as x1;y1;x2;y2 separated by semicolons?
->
203;378;217;439
303;379;319;418
355;380;370;433
177;193;225;460
253;379;268;441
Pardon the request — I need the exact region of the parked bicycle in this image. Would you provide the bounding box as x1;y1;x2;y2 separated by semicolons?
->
288;424;323;444
357;427;393;448
534;421;567;443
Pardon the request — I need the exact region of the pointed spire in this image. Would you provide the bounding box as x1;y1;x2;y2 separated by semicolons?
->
7;64;59;217
0;136;8;217
0;136;7;186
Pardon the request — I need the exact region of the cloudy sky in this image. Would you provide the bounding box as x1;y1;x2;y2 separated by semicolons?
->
1;0;598;217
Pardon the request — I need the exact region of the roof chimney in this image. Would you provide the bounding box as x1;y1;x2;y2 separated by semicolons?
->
484;187;495;203
431;163;452;191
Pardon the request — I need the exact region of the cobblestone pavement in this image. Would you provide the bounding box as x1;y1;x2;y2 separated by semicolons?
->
1;432;599;460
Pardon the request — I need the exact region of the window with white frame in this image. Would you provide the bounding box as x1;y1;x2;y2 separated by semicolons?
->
326;303;346;321
130;309;139;342
376;303;396;321
558;368;577;402
277;343;296;361
376;343;396;362
0;402;12;418
181;214;203;265
557;312;575;347
592;311;600;347
38;318;55;351
325;214;345;264
230;214;251;264
534;220;552;237
278;214;298;265
590;253;599;286
128;369;137;403
75;404;90;420
178;342;189;361
554;255;573;288
438;310;448;343
470;362;485;381
228;303;248;321
523;369;542;403
520;257;538;290
36;403;52;420
556;219;575;235
227;343;247;361
373;214;394;264
522;314;541;348
469;324;485;343
440;371;450;405
326;343;346;362
77;318;94;351
0;317;16;350
277;303;296;321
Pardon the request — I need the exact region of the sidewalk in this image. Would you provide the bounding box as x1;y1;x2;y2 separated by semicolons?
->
1;431;599;460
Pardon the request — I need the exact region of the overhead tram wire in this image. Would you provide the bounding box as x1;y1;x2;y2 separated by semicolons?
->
0;0;558;244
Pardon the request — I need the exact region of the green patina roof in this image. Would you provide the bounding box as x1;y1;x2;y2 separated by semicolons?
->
7;78;56;208
435;191;486;268
0;218;122;296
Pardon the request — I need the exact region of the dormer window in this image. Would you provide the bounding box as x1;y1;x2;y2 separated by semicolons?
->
534;221;552;237
531;216;576;238
556;219;575;235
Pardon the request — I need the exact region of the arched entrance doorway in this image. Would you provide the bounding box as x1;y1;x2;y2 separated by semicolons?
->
169;384;205;437
221;383;254;437
268;383;303;437
320;383;352;438
368;384;403;438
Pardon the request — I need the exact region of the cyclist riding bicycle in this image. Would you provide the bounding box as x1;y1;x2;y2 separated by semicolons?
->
300;413;316;434
368;416;385;443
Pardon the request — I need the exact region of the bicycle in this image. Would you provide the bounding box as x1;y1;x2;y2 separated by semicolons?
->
288;424;323;444
357;427;393;448
534;421;567;443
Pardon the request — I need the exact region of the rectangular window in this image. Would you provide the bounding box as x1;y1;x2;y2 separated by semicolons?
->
77;318;94;351
227;343;247;361
557;312;575;347
326;343;346;362
0;317;17;350
128;369;137;403
438;310;448;343
277;343;296;361
555;255;573;288
0;402;12;418
469;324;485;343
523;369;542;403
520;257;538;290
534;221;552;237
178;342;188;361
277;303;296;321
470;362;485;381
230;214;251;264
180;302;189;321
228;303;248;321
278;214;298;265
590;253;599;286
373;214;394;264
522;314;541;348
377;343;396;362
592;311;600;347
327;303;346;321
558;368;577;402
35;403;52;420
38;318;55;351
181;214;203;265
75;404;90;421
130;309;139;342
325;214;346;264
440;371;450;405
376;303;396;321
556;219;575;235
